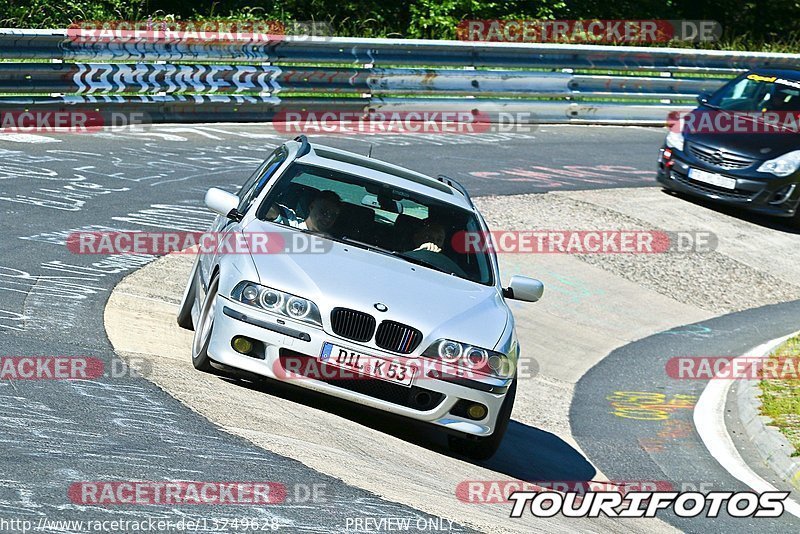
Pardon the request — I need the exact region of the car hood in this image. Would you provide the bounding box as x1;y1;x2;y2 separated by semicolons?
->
243;220;509;352
684;108;800;158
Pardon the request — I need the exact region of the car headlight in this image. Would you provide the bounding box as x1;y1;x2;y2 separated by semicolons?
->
665;131;684;151
232;282;322;326
757;150;800;177
423;339;514;379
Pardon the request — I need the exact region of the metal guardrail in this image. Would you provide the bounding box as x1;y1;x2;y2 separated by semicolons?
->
0;29;798;125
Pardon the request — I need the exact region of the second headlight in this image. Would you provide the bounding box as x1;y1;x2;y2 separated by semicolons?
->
424;339;514;379
757;150;800;177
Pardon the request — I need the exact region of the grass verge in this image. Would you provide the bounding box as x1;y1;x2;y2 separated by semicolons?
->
759;334;800;456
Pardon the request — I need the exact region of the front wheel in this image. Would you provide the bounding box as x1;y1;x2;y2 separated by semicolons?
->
191;273;221;374
448;379;516;461
790;209;800;230
177;257;199;330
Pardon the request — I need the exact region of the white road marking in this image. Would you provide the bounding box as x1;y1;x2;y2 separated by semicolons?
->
0;133;60;143
693;330;800;518
126;132;188;141
160;127;225;140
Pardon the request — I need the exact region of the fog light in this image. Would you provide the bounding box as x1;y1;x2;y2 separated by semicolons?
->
232;336;254;354
769;184;796;205
467;403;488;420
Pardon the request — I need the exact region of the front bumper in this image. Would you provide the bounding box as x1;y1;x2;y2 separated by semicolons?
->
656;146;800;217
206;296;512;437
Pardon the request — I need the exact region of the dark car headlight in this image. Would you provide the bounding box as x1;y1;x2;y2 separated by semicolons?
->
232;282;322;327
665;131;684;152
757;150;800;177
422;339;514;379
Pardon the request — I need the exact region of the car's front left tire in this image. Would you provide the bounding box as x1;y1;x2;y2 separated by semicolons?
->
790;208;800;230
191;272;222;375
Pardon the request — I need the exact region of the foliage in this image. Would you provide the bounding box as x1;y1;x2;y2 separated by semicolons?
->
0;0;799;50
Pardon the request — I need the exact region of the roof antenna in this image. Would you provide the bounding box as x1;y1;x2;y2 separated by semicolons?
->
367;143;374;158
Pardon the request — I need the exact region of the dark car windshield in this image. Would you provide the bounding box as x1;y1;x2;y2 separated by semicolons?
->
256;163;494;285
707;72;800;112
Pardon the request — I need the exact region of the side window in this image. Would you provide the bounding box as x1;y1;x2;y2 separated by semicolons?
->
237;147;288;213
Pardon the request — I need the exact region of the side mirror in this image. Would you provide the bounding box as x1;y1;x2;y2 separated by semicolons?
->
696;93;710;105
503;275;544;302
205;188;242;221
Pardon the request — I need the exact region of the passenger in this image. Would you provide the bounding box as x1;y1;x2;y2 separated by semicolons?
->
303;190;342;235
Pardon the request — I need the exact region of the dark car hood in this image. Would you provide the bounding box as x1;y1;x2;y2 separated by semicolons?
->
684;108;800;159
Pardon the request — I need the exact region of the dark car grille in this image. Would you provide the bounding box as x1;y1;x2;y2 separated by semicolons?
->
330;308;376;342
278;350;444;410
688;142;756;170
375;321;423;354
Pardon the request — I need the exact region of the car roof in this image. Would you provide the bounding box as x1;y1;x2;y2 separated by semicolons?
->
749;68;800;79
293;141;475;211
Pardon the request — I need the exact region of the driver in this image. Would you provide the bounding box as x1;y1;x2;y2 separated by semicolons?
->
266;190;342;236
404;217;468;278
411;217;446;253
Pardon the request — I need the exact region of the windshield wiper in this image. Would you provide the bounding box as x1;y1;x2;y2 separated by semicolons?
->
393;251;452;274
333;235;396;255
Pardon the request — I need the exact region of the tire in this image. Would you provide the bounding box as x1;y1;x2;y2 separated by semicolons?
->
790;209;800;230
191;272;222;374
176;257;199;330
448;379;517;461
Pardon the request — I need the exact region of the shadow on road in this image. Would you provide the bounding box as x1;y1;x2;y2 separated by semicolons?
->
217;371;595;484
483;421;596;482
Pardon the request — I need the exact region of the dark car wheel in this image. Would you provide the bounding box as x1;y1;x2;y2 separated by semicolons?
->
791;209;800;230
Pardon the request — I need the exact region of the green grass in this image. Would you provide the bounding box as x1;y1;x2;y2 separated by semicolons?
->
758;334;800;457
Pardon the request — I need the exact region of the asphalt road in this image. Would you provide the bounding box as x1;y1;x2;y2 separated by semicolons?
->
571;300;800;532
0;122;782;532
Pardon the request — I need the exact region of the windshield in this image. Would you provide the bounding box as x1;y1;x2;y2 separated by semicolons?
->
707;72;800;112
256;163;494;285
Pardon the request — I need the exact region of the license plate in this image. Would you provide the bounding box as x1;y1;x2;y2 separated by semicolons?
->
688;168;737;190
320;342;415;387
